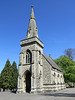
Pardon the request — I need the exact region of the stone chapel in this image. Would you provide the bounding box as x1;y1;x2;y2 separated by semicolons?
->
17;6;65;93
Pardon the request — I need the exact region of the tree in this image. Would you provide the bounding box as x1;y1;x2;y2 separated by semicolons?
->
0;73;1;90
64;48;75;60
10;61;18;90
54;55;75;83
1;59;12;91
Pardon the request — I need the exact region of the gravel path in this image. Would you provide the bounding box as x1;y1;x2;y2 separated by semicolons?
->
0;88;75;100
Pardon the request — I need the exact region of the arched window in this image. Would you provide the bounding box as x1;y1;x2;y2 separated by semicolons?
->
26;50;32;64
58;74;59;84
54;73;56;84
53;73;56;84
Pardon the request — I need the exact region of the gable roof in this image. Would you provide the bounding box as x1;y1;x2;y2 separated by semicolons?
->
43;53;62;72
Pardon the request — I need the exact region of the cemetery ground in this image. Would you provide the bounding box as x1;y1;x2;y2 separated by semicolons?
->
0;88;75;100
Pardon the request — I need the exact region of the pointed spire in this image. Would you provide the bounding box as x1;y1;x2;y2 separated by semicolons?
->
30;5;35;19
25;5;38;39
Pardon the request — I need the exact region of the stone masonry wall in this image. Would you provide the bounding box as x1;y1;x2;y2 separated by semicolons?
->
42;56;51;85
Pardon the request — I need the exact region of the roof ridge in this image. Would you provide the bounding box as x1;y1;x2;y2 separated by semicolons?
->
43;53;62;72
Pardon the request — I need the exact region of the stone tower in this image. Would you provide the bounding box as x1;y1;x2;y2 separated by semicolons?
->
17;6;44;93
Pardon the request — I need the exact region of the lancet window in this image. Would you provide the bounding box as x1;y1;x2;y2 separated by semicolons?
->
26;50;32;64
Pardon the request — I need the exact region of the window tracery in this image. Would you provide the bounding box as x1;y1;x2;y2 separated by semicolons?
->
26;50;32;64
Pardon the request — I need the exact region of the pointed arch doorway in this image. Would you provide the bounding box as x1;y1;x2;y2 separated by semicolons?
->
24;70;31;93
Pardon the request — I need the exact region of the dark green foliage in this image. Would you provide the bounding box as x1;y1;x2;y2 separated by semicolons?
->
10;61;18;90
0;60;18;91
0;73;1;89
1;59;12;90
54;55;75;83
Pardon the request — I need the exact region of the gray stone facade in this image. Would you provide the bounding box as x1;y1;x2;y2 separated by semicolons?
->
17;6;66;93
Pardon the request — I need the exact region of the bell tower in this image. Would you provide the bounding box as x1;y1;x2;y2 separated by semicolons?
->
17;6;44;93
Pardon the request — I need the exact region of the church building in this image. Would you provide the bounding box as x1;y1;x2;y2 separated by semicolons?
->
17;6;65;93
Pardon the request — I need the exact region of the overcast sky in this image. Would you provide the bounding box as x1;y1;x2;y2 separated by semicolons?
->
0;0;75;72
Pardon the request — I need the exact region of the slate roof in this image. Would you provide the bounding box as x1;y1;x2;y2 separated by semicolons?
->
43;53;62;72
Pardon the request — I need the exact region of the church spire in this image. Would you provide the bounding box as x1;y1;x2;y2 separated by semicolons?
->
26;5;38;39
30;5;35;19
